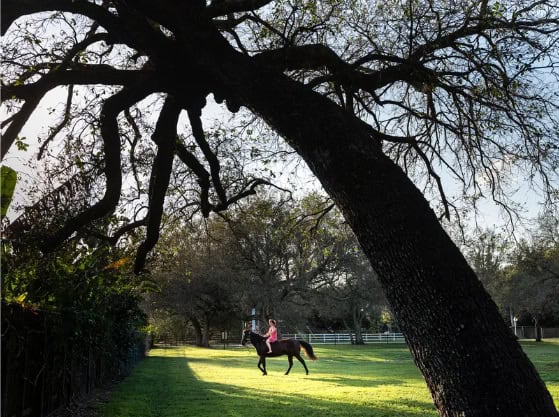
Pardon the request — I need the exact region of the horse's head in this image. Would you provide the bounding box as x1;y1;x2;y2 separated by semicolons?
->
241;329;252;346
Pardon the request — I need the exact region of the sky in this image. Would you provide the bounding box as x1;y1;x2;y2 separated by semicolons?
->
2;5;555;243
2;86;546;241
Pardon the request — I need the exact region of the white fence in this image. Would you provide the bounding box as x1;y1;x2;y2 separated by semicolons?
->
281;332;406;344
514;326;559;339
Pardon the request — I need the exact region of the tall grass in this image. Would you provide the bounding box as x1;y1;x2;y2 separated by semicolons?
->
102;340;559;417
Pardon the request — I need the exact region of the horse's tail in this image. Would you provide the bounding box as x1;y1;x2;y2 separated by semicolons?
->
298;340;318;360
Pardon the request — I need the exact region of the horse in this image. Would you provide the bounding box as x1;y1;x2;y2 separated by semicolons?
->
241;329;317;375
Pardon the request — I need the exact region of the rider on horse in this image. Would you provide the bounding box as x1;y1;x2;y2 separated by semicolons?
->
263;319;278;353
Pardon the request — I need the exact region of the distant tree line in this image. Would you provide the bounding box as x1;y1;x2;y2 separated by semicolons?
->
146;197;559;346
144;193;391;346
462;211;559;339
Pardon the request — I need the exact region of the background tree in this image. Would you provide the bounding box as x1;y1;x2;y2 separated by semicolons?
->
145;193;391;341
463;228;514;322
313;239;387;344
149;194;363;336
504;217;559;340
463;214;559;336
221;195;354;322
2;1;559;415
148;219;246;347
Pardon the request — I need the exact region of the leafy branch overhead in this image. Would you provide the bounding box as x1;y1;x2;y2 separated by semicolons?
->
1;1;558;270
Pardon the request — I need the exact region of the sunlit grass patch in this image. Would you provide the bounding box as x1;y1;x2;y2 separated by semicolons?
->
102;340;559;417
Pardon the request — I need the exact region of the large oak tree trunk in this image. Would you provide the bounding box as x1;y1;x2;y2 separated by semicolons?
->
197;40;559;416
304;140;557;416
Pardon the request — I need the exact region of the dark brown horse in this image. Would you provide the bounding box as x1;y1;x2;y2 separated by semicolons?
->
241;329;317;375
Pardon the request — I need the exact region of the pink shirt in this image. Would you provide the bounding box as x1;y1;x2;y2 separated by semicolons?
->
268;327;277;342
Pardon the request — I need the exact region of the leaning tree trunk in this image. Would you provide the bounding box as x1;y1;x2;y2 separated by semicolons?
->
256;92;558;415
196;40;559;417
302;140;557;416
142;9;557;415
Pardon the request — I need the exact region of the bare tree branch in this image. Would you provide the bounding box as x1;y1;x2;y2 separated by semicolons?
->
38;85;74;160
174;142;213;217
2;0;120;36
187;106;228;206
207;0;275;18
40;83;157;252
1;65;154;159
134;96;181;273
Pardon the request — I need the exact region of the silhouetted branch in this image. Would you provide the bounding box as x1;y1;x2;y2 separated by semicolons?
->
207;0;274;18
2;65;153;158
38;85;74;160
40;84;157;252
135;96;181;273
174;142;212;217
2;0;120;36
187;106;228;205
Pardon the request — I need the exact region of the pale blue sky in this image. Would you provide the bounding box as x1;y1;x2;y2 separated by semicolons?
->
1;88;547;238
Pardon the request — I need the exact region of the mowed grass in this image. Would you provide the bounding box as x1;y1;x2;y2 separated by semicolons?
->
102;339;559;417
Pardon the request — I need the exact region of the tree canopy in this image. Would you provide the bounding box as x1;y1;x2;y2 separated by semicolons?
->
3;0;558;263
2;1;559;416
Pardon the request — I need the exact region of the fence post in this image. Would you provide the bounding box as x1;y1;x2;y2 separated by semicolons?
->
41;314;47;416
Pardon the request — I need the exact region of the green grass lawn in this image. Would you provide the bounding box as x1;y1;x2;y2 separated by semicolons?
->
102;340;559;417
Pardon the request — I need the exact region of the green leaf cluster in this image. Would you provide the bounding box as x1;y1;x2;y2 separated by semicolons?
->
2;241;147;363
0;165;17;219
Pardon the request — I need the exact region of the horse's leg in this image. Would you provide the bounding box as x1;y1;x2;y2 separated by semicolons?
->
257;357;266;375
258;356;267;376
285;355;294;375
295;353;309;375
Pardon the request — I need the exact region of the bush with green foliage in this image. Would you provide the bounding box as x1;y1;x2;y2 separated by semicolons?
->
2;240;147;369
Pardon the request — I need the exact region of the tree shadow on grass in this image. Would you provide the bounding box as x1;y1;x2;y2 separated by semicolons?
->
304;375;407;388
102;353;437;417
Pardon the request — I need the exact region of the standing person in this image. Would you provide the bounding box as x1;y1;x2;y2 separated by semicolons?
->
263;319;278;353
